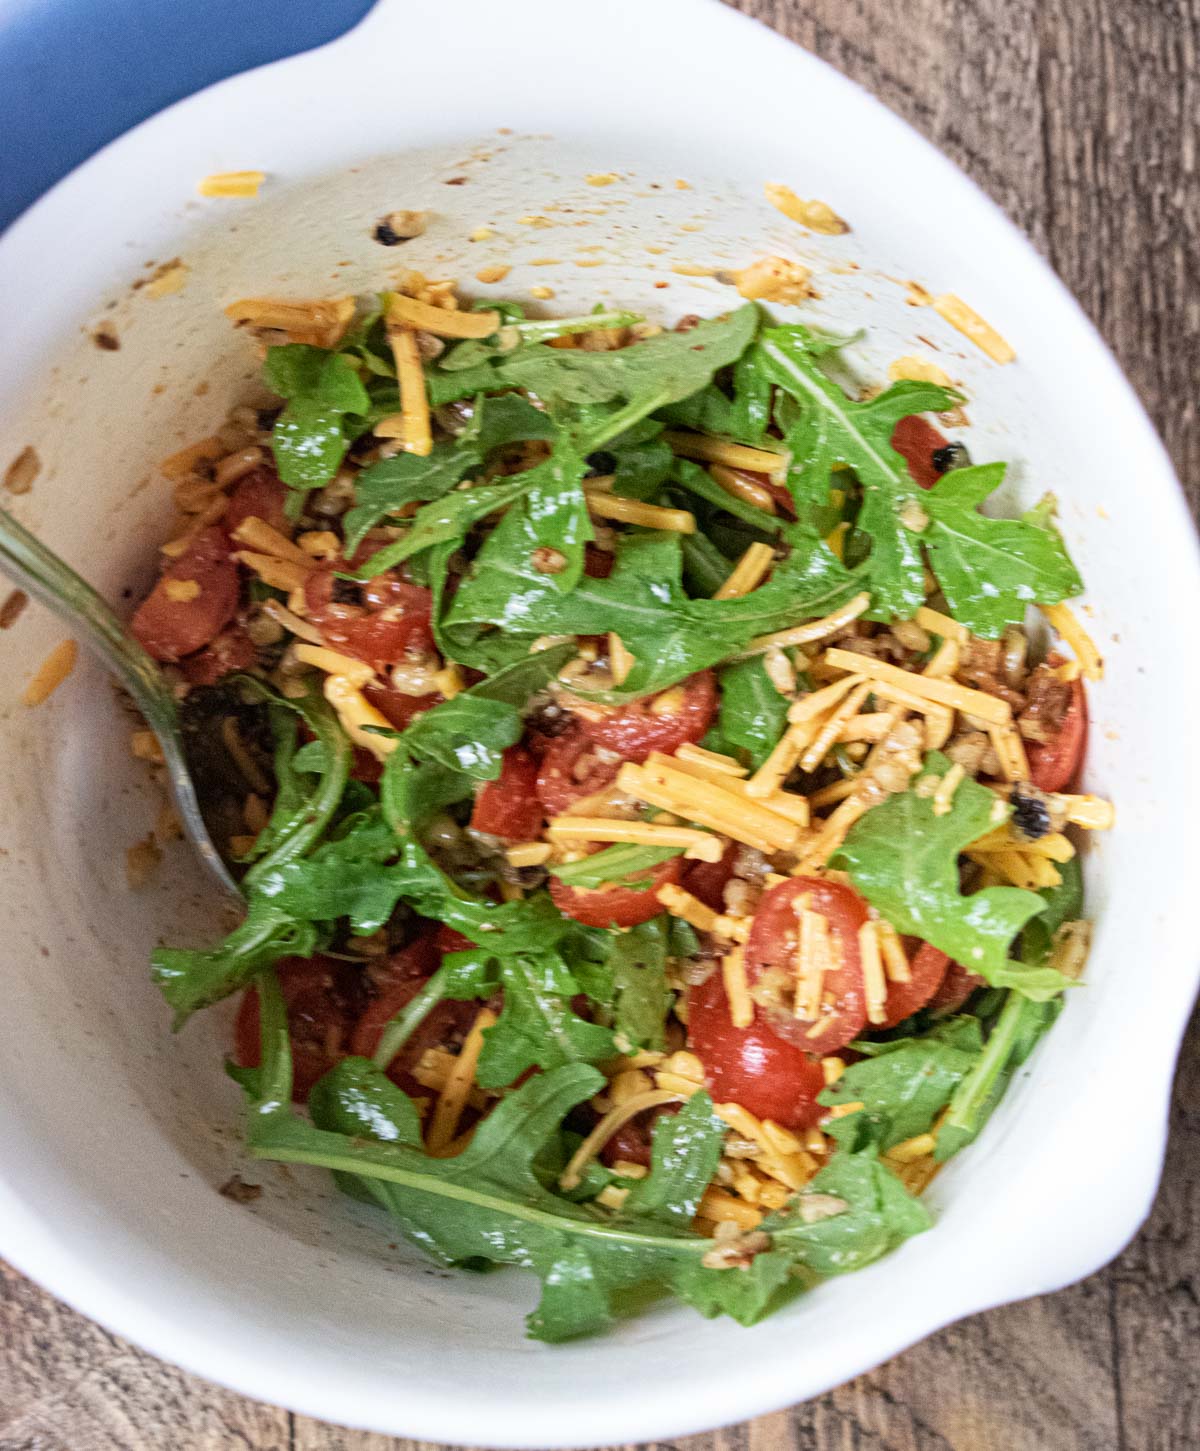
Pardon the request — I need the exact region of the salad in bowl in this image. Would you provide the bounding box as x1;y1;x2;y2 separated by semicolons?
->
129;281;1112;1341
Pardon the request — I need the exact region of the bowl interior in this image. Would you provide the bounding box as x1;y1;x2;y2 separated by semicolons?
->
0;3;1196;1442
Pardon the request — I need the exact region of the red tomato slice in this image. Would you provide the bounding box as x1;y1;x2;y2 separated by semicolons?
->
576;671;717;762
349;940;479;1096
470;746;544;841
549;854;683;928
1027;677;1088;793
233;954;364;1103
876;941;950;1030
891;415;950;491
534;727;621;815
131;526;240;662
687;970;826;1129
222;466;290;537
362;682;443;731
743;876;869;1055
680;841;737;912
927;958;986;1016
180;624;257;685
303;566;435;672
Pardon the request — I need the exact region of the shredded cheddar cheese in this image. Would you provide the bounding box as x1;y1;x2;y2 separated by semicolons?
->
545;816;724;861
1041;602;1104;680
714;541;775;600
22;639;78;706
426;1007;498;1154
662;431;788;476
932;293;1015;364
823;648;1012;725
722;946;754;1029
198;170;265;198
584;491;696;533
386;294;500;339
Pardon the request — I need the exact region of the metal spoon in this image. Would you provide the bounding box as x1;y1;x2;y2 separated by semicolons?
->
0;508;241;898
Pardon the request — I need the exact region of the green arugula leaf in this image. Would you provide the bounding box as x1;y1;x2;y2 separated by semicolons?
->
935;987;1061;1161
151;687;352;1025
442;947;616;1089
657;345;774;445
712;656;790;769
605;423;675;501
676;1150;932;1325
153;899;323;1030
402;695;522;779
1021;855;1084;967
830;754;1051;988
504;440;592;593
377;643;576;819
344;470;542;580
758;326;959;618
438;310;643;372
264;347;373;491
817;1018;984;1151
428;306;761;451
445;526;858;701
342;393;557;552
604;916;673;1052
922;464;1084;637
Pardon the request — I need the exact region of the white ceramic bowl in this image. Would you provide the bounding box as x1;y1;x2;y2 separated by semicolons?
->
1;0;1197;1442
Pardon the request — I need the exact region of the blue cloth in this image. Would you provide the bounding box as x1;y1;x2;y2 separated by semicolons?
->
0;0;374;230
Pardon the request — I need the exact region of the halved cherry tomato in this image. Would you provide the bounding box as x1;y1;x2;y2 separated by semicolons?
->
680;841;737;912
891;415;951;491
349;939;477;1096
687;970;827;1129
222;466;291;537
535;727;621;815
1027;677;1088;793
233;954;365;1103
876;941;950;1030
927;958;986;1016
131;526;240;662
549;854;683;928
470;745;544;841
576;671;716;762
743;876;869;1055
180;624;257;685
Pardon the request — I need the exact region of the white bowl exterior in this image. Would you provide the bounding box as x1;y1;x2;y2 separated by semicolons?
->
0;0;1197;1443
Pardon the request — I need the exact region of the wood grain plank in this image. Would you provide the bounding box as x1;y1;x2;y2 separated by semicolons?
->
0;1262;291;1451
2;1;1198;1448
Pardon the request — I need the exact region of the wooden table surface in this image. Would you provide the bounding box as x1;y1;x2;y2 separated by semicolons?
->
3;1;1198;1447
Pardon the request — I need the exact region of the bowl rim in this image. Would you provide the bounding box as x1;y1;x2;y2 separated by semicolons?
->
0;0;1198;1441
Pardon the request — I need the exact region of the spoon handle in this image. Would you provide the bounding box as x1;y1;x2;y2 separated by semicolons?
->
0;508;241;897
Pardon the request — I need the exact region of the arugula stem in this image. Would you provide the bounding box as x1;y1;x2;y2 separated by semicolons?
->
512;311;642;346
937;990;1024;1151
254;968;293;1115
372;964;451;1071
250;1130;715;1253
